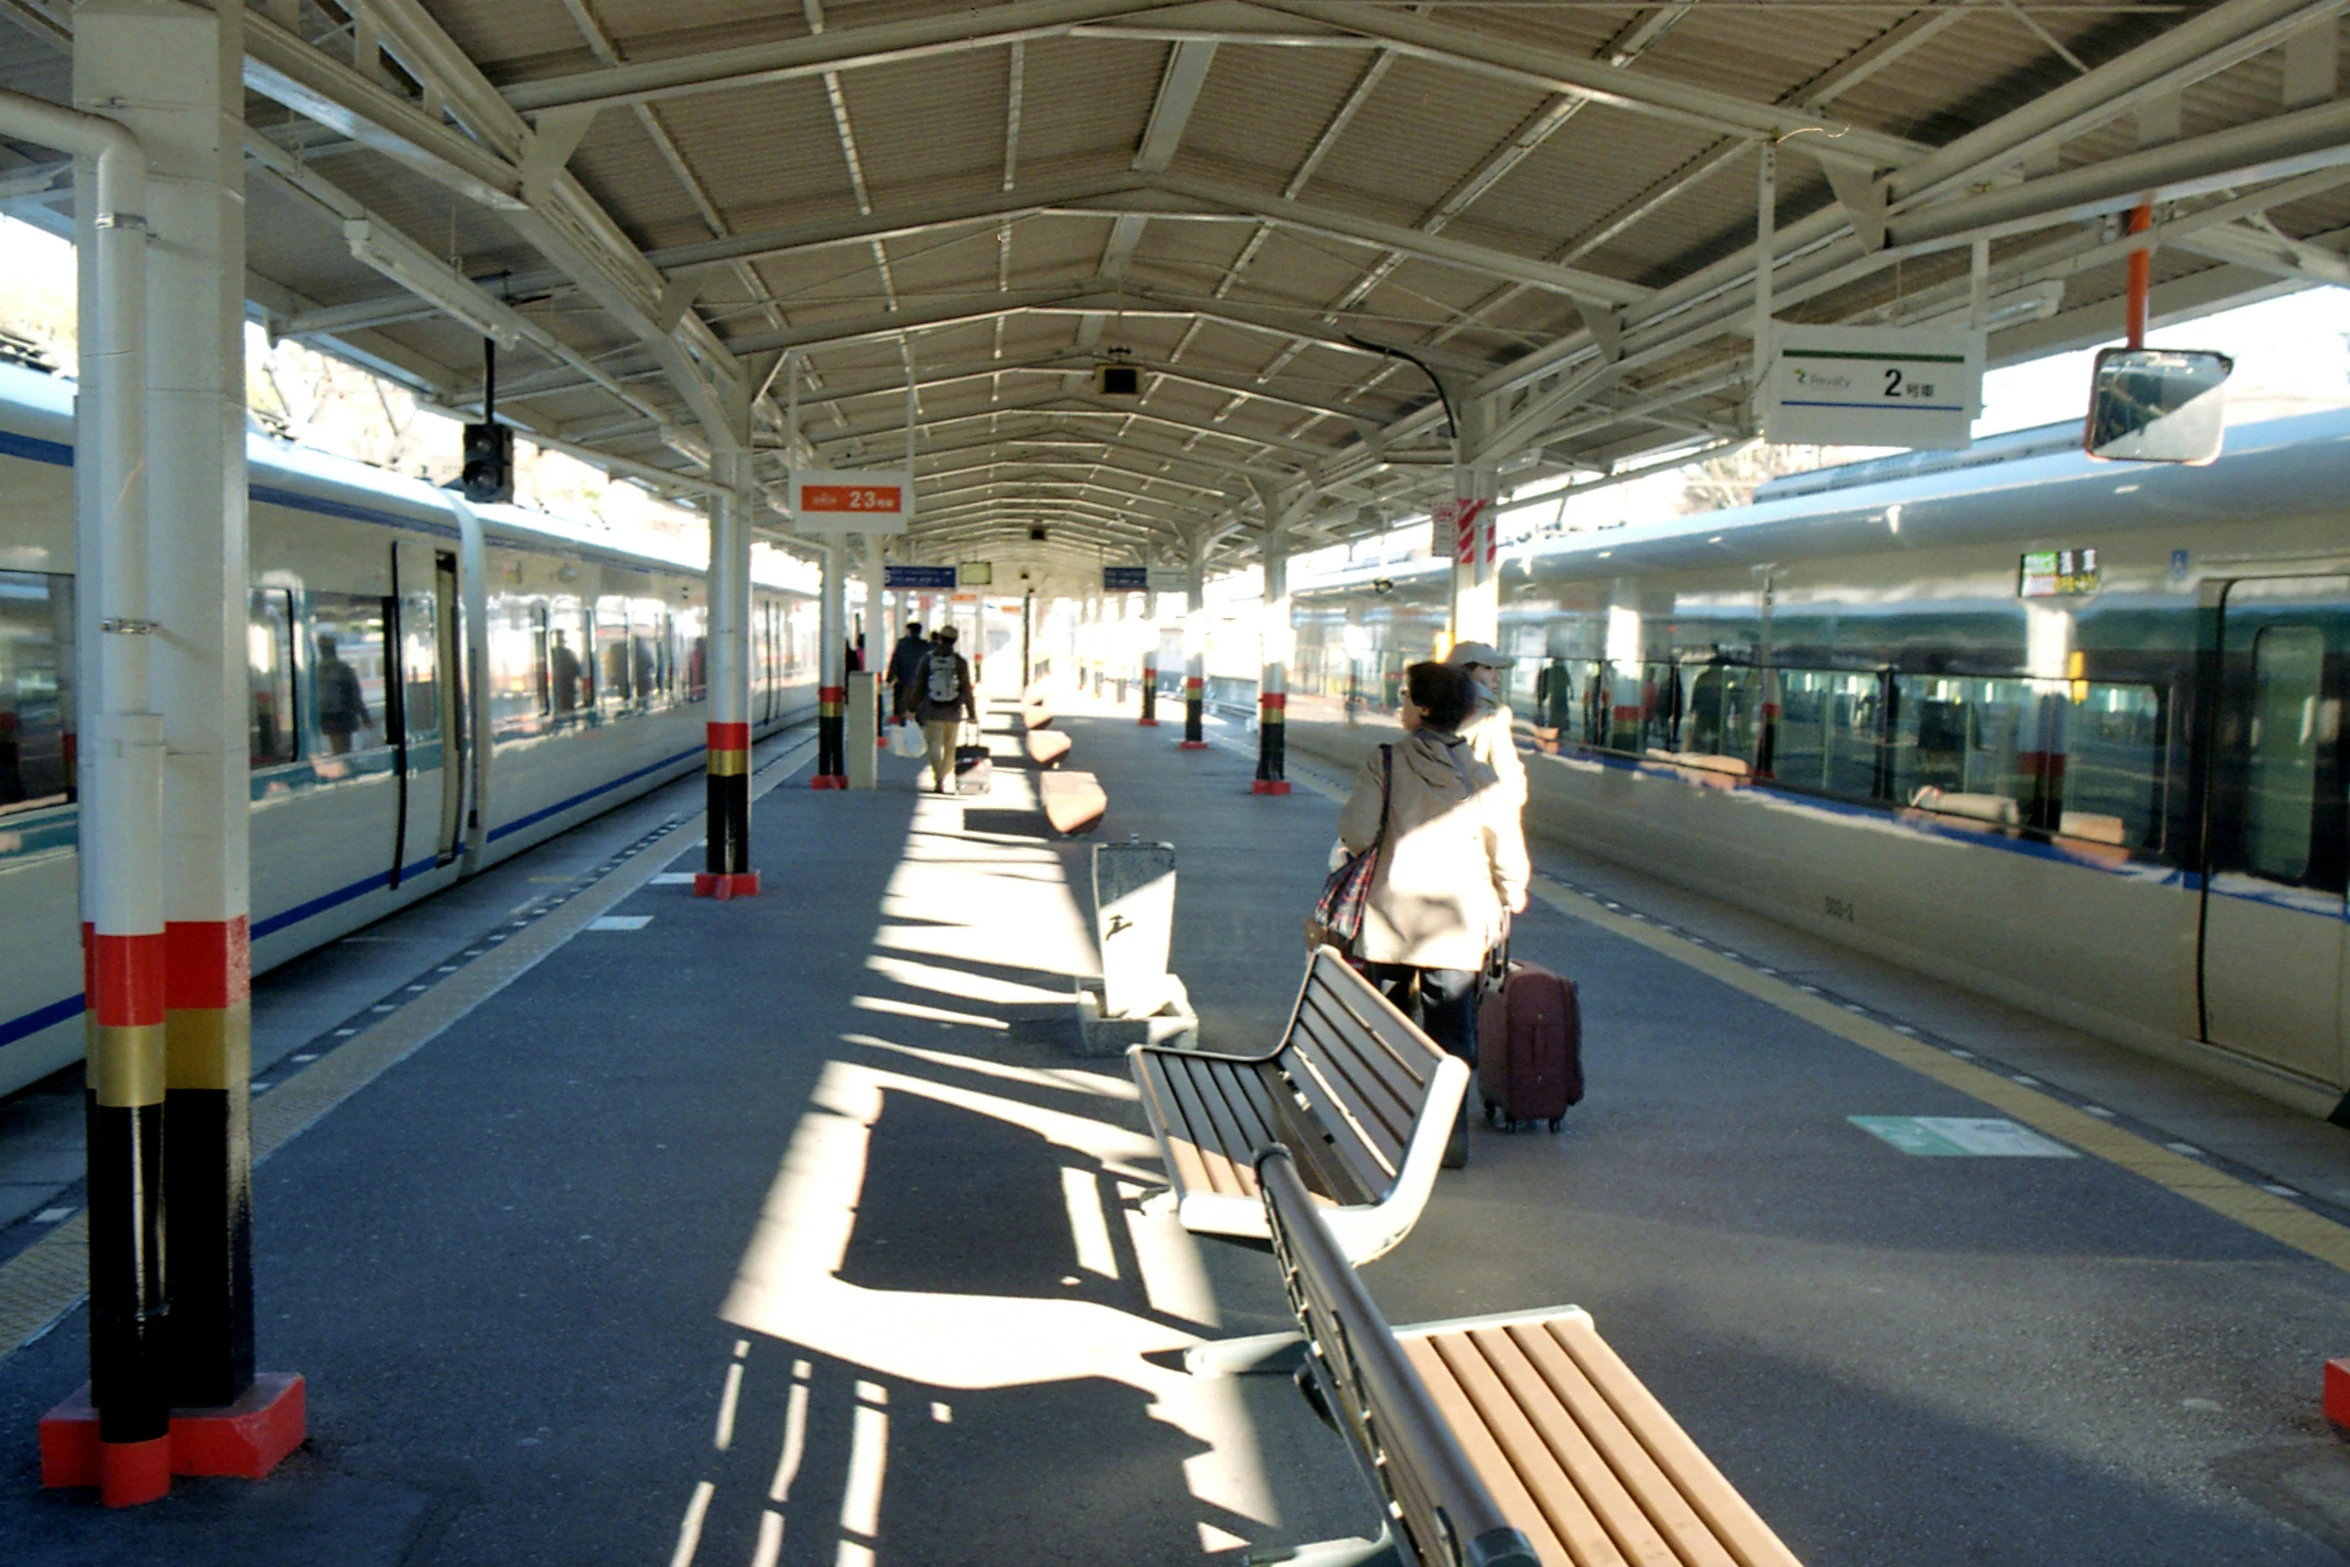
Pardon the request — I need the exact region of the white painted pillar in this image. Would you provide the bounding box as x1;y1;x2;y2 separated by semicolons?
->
1447;464;1501;651
815;540;847;785
1255;526;1291;792
699;401;756;893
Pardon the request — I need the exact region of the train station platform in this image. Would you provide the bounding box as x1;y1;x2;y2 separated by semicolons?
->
4;697;2350;1565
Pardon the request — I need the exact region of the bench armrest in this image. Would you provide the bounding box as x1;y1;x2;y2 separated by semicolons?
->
1259;1147;1540;1567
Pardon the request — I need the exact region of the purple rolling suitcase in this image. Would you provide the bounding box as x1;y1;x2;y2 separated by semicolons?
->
1476;961;1583;1132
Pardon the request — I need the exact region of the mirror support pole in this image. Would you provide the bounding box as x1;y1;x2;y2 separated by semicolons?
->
2125;199;2152;349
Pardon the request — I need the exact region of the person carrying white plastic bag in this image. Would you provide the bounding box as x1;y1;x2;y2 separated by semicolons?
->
910;626;980;793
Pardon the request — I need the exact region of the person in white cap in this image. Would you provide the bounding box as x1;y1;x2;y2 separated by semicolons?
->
1446;640;1526;814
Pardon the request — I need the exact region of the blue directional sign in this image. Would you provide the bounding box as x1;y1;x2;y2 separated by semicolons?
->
885;565;959;590
1103;566;1149;591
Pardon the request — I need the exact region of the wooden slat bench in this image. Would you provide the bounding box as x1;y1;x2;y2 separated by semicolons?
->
1129;947;1466;1265
1215;1145;1805;1567
1025;728;1073;766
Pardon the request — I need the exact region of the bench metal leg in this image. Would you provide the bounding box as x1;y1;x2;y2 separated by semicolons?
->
1184;1329;1306;1378
1247;1525;1399;1567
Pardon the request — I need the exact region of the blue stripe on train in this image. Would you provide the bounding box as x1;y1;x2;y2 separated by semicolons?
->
485;743;703;843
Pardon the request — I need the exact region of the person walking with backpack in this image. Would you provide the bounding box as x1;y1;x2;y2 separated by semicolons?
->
886;619;928;723
913;625;980;793
1336;660;1527;1167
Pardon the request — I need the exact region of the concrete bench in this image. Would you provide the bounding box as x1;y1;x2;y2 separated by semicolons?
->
1038;770;1106;836
1025;729;1072;767
1209;1145;1804;1567
1129;947;1465;1265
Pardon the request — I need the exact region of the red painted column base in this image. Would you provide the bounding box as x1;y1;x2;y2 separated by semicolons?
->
693;872;762;899
810;775;847;790
1177;740;1208;750
1136;718;1159;727
42;1374;306;1502
2326;1359;2350;1429
1250;779;1292;795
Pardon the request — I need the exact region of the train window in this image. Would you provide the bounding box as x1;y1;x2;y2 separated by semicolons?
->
397;591;441;746
1682;663;1757;762
0;570;75;813
2060;682;2166;851
1637;662;1685;753
632;602;668;708
2243;625;2323;882
1891;675;2030;814
1775;670;1883;799
791;599;819;683
487;594;548;739
247;587;296;768
310;594;389;755
550;596;591;719
595;595;635;714
677;604;708;703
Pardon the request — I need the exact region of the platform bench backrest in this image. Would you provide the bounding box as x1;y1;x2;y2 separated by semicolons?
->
1258;1145;1540;1567
1277;949;1450;1203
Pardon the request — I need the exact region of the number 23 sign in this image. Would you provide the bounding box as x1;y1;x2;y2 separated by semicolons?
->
789;469;913;534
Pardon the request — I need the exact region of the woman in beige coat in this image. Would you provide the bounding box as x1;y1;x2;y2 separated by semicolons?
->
1338;661;1530;1166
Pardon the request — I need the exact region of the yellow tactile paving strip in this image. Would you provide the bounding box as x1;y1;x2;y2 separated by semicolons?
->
1255;734;2350;1279
0;732;817;1360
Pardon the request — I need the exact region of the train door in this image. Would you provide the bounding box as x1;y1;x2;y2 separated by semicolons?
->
2197;575;2347;1088
432;552;465;862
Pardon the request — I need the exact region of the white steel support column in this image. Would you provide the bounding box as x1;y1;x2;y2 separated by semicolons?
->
815;541;848;786
1137;550;1160;726
1254;525;1291;794
1180;537;1208;749
698;382;757;895
1447;463;1501;652
83;4;299;1503
859;533;884;670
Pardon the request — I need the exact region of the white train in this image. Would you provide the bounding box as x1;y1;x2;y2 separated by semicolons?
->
1282;413;2350;1121
0;363;819;1098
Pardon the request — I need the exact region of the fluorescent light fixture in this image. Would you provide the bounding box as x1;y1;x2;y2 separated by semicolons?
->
341;218;521;349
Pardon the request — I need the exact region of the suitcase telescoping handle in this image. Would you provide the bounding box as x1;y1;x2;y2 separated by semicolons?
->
1485;911;1511;986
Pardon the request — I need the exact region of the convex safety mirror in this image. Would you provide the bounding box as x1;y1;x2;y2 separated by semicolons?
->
2084;347;2232;464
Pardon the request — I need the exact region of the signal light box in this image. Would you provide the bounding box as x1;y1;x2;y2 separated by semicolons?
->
789;469;912;533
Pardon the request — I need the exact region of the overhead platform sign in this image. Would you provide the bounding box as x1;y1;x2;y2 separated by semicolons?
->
1103;566;1188;592
885;565;958;590
788;469;912;534
1764;326;1982;450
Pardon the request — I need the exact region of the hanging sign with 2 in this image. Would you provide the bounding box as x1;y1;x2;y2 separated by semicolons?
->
1764;325;1982;451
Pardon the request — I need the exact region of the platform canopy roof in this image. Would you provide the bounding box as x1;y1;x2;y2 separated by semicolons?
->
2;0;2345;583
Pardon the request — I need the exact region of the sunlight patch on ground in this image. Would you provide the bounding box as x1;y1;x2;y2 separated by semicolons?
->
849;995;1010;1030
845;1034;1139;1102
719;1056;1276;1531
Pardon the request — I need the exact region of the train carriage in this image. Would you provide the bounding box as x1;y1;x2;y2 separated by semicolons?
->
0;363;818;1098
1287;413;2350;1119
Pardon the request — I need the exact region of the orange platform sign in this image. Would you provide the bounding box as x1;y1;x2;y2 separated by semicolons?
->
788;469;913;533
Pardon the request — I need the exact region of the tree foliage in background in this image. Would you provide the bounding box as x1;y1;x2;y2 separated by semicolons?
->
1675;439;1886;514
0;216;698;546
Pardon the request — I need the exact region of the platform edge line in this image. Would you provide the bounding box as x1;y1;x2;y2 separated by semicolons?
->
0;733;819;1364
1524;875;2350;1276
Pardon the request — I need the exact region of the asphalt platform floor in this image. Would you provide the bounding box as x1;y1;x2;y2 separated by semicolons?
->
2;691;2348;1565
